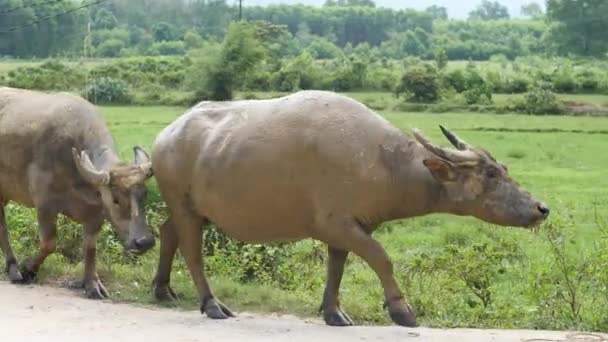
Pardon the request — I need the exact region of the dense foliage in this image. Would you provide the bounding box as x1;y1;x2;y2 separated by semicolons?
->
1;0;607;60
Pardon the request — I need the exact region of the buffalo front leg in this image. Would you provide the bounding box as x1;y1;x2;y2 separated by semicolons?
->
171;206;234;319
81;219;108;299
19;209;57;283
153;217;179;301
0;203;23;282
320;246;354;326
318;218;416;327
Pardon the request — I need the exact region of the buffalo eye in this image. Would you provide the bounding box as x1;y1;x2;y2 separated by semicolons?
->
486;167;500;178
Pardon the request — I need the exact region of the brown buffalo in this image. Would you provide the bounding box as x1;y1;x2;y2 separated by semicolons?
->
0;87;155;298
151;91;549;327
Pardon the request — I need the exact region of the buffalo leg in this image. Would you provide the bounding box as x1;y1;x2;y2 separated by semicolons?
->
320;246;353;326
81;219;108;299
171;204;234;319
153;217;179;301
318;218;416;327
19;209;57;283
0;203;22;282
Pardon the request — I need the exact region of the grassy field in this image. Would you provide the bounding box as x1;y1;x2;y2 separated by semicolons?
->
1;101;608;331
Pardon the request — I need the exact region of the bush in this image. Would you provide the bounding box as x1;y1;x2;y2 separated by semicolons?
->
463;87;492;105
505;75;531;93
407;238;523;309
443;69;467;93
151;41;186;56
6;60;85;91
85;77;132;104
330;58;368;91
552;71;578;93
575;70;600;93
96;39;126;58
187;22;266;101
270;52;321;91
523;85;563;115
396;63;440;103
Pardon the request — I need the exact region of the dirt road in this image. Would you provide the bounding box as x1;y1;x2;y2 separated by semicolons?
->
0;281;605;342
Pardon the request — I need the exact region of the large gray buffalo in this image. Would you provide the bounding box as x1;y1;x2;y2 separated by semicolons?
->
0;87;155;298
151;90;549;327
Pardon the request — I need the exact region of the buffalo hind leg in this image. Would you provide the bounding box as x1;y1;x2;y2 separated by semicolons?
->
172;204;234;319
317;218;416;327
320;246;353;326
19;209;57;283
153;217;179;301
81;219;109;299
0;203;22;282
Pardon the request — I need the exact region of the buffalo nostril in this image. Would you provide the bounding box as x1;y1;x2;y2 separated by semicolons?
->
134;236;155;252
537;204;550;217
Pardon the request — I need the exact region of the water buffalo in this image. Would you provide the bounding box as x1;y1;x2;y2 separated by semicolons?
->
151;90;549;327
0;87;155;298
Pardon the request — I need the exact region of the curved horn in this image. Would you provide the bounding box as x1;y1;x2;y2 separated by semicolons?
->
412;129;477;162
439;125;468;151
72;147;110;186
133;146;153;178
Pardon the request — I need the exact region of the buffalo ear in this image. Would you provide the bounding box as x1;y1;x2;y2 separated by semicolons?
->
423;158;457;183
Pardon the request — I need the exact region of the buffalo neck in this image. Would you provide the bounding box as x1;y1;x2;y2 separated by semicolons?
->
380;139;452;223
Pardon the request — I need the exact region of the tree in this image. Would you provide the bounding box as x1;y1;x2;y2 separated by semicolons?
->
426;5;448;20
153;22;179;42
188;22;266;100
93;8;118;30
434;47;448;70
521;2;543;19
396;64;440;102
324;0;376;7
0;0;86;58
184;30;204;50
546;0;608;56
469;1;510;20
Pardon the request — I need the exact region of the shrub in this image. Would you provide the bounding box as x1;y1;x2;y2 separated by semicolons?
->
85;77;132;104
552;71;578;93
463;85;493;105
367;67;398;91
505;75;531;93
407;238;523;309
186;22;266;101
443;69;467;93
6;60;85;91
523;85;563;115
575;70;600;93
96;39;126;58
151;41;186;56
396;63;440;103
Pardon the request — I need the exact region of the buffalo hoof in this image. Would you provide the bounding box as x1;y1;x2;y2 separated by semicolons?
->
388;303;417;327
17;259;38;284
8;263;24;283
17;268;37;284
85;279;109;300
154;285;179;302
201;297;235;319
323;307;354;326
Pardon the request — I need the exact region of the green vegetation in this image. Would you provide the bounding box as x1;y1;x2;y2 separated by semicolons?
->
0;0;606;60
1;103;608;331
2;54;608;116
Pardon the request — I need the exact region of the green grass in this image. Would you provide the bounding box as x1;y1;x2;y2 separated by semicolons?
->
1;100;608;330
0;60;40;73
494;93;608;107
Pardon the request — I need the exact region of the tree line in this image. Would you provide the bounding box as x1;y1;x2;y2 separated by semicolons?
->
0;0;606;59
